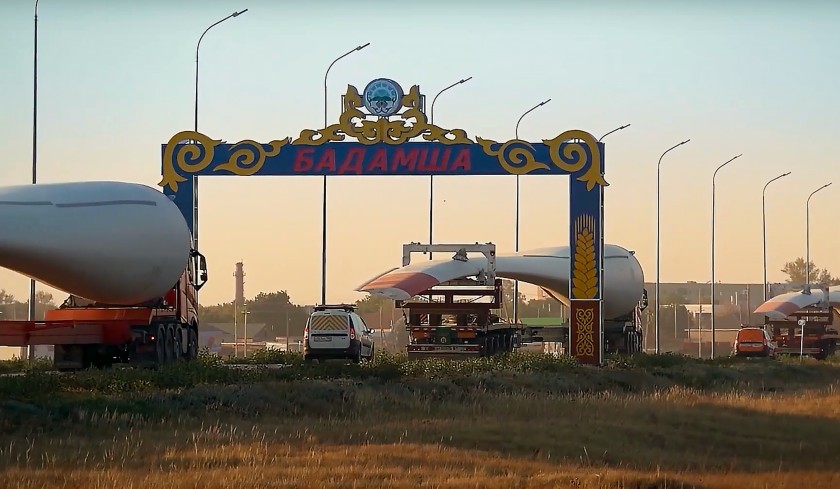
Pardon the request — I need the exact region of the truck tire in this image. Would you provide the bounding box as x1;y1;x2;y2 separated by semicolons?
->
163;325;176;365
155;324;167;367
172;325;183;362
186;326;198;361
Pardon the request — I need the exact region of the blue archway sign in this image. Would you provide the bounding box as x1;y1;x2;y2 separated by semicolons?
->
160;80;608;365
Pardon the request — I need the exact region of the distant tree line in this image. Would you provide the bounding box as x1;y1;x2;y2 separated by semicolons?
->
0;290;58;320
781;258;839;286
198;290;311;340
659;257;837;306
198;279;569;338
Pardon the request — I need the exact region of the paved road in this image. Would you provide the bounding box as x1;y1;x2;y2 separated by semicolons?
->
0;363;293;377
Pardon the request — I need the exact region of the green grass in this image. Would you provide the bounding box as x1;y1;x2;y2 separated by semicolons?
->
0;356;53;375
1;352;840;488
0;351;836;420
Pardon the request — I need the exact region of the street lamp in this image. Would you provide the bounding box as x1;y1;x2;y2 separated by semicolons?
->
655;139;690;353
428;76;472;260
806;182;832;285
233;306;238;357
697;280;710;358
29;0;41;361
598;124;631;142
193;8;248;257
321;42;370;305
762;172;791;303
512;99;551;325
242;309;251;357
711;153;743;359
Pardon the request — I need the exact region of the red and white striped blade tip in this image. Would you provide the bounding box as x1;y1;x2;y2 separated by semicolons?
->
357;271;441;300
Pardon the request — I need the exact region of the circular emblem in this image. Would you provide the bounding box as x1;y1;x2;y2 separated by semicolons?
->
362;78;404;117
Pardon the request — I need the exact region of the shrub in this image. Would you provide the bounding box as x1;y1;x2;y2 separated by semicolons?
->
0;357;53;375
224;349;304;366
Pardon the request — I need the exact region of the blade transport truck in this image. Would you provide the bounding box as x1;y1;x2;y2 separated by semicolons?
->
0;181;208;370
357;242;647;359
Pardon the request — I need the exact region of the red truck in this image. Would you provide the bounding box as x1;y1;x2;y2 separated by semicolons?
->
0;251;207;370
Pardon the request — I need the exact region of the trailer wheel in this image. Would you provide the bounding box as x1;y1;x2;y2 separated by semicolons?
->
186;326;198;361
155;324;167;367
624;331;640;354
166;326;178;364
172;325;183;362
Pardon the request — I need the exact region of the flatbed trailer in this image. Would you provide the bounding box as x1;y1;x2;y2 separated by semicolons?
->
397;244;515;359
768;308;839;359
0;251;208;370
400;278;530;359
395;243;644;359
396;244;577;359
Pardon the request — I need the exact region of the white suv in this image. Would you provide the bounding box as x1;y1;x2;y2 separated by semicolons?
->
303;304;375;363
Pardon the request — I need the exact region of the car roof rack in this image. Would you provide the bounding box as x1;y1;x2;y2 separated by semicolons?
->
313;303;357;312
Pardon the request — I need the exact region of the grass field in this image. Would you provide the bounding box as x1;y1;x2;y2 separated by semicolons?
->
1;352;840;488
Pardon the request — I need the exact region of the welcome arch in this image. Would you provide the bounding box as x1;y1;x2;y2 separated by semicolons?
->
160;79;608;365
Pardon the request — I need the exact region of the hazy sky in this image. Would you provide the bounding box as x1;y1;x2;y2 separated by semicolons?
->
1;0;839;307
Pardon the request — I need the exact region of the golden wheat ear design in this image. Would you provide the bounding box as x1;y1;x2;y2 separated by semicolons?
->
572;224;598;299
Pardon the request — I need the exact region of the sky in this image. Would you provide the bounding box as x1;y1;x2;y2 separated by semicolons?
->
1;0;839;307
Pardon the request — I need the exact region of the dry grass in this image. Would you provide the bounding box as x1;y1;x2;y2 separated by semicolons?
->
3;373;840;488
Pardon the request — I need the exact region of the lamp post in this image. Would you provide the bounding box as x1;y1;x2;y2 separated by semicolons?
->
193;8;247;259
598;124;631;142
321;42;370;305
242;309;251;357
512;99;551;325
806;183;832;285
428;76;472;260
697;280;711;358
655;139;690;354
762;172;791;303
711;154;743;359
29;0;41;361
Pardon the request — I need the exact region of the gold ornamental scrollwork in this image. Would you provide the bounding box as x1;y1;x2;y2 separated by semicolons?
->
574;307;596;357
160;131;222;192
476;138;550;175
292;84;474;146
214;138;290;176
543;130;608;190
160;131;291;192
476;130;608;183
